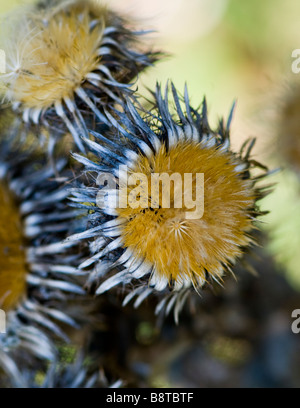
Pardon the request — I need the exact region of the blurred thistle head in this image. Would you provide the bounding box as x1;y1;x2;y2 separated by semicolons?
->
0;117;88;384
277;82;300;175
69;82;272;319
0;0;158;151
0;348;122;388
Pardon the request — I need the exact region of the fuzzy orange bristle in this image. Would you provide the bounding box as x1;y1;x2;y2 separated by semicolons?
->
117;141;256;285
0;182;26;311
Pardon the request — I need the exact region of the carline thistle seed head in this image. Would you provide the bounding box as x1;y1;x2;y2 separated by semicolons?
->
0;0;158;152
0;120;88;384
69;82;272;319
277;81;300;176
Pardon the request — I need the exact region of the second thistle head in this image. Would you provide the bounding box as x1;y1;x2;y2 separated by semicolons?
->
0;0;158;151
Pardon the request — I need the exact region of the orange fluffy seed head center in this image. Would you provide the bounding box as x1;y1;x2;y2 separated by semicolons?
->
116;141;256;285
4;4;106;110
0;182;26;311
